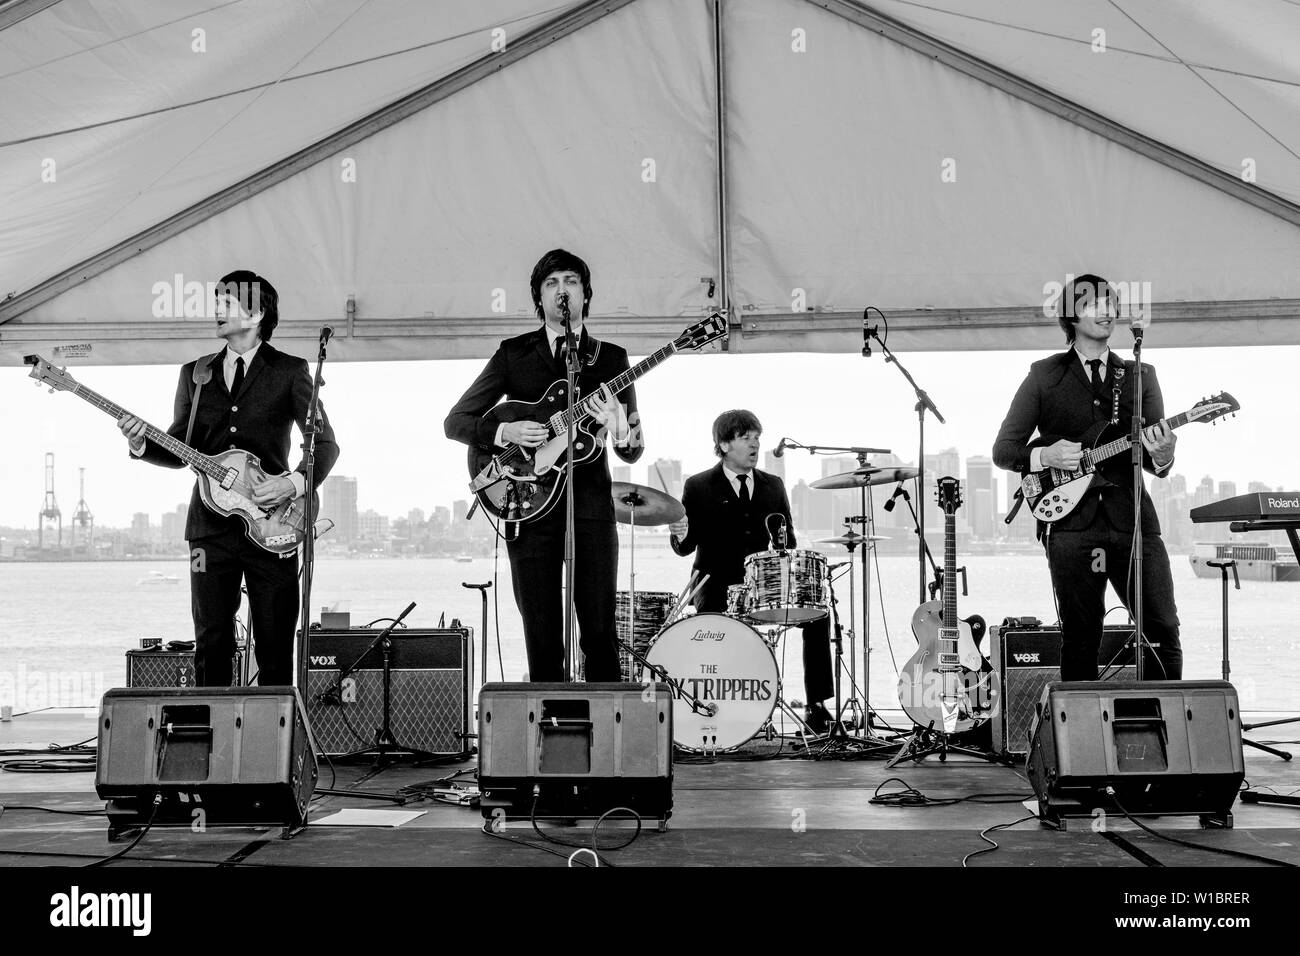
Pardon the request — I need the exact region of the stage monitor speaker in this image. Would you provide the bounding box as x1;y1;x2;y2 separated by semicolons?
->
125;647;242;688
1027;680;1244;829
990;623;1160;758
304;627;469;756
95;686;317;840
478;682;673;826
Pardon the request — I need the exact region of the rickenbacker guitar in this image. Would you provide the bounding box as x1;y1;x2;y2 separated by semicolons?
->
467;313;728;525
897;477;994;735
1020;392;1239;523
25;354;316;556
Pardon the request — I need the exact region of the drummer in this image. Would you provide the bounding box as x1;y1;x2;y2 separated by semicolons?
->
669;410;835;732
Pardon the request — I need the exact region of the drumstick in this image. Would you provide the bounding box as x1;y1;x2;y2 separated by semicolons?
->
681;572;710;612
666;570;698;623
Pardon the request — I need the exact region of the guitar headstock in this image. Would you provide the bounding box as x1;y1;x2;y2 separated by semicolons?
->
936;476;963;515
1189;392;1240;425
24;354;82;395
673;311;728;352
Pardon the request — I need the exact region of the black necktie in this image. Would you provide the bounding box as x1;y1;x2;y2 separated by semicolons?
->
737;474;749;506
1087;358;1103;392
231;355;245;396
554;338;565;365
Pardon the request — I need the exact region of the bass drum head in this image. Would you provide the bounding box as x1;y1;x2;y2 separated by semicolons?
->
645;614;779;752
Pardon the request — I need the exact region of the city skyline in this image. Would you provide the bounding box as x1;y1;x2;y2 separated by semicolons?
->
4;346;1295;536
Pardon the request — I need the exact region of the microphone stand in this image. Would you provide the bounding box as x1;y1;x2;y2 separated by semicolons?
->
560;296;580;682
866;326;946;605
1130;325;1148;680
296;327;331;695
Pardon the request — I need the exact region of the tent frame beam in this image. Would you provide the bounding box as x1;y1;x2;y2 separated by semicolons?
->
814;0;1300;229
0;0;638;325
0;0;61;32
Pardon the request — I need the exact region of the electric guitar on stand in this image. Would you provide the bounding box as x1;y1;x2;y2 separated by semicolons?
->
467;313;727;528
896;477;995;737
25;354;319;555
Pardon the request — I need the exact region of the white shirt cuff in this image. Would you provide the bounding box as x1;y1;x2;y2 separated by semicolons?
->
289;472;306;498
1029;447;1044;472
494;423;507;447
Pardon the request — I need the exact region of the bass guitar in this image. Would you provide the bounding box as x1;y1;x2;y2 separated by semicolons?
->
467;313;727;526
897;477;995;735
25;354;317;556
1021;392;1239;523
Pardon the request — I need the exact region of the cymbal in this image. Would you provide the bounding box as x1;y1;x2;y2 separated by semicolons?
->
810;466;920;490
817;533;889;546
611;481;684;526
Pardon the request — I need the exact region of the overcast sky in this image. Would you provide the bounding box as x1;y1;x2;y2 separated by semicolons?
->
3;335;1294;532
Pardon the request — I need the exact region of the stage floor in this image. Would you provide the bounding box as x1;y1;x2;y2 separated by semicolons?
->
2;707;1298;868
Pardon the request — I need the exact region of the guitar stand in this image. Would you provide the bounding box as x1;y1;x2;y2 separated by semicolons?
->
885;721;1005;768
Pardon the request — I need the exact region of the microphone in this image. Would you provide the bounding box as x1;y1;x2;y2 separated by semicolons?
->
882;482;907;512
773;438;787;458
862;312;872;357
320;326;333;344
557;290;571;320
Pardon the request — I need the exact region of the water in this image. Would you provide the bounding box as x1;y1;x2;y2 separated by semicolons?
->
2;551;1298;713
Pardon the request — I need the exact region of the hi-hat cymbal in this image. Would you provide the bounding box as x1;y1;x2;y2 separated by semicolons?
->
611;481;684;526
817;533;889;546
810;466;920;490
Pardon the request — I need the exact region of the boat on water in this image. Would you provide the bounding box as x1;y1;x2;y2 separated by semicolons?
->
135;570;180;586
454;555;474;563
1189;541;1300;582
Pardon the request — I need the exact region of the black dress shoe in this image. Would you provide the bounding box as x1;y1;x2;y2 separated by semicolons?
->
805;702;831;733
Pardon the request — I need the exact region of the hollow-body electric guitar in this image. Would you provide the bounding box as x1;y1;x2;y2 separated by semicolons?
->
25;354;316;555
897;477;995;735
467;313;727;526
1020;392;1239;523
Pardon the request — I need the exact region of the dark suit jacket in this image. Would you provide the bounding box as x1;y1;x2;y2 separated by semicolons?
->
135;342;340;541
443;326;643;522
671;463;794;612
992;349;1170;535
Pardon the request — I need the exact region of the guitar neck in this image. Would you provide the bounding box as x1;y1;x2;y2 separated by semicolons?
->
64;381;223;478
560;341;677;428
942;511;958;634
1082;409;1193;471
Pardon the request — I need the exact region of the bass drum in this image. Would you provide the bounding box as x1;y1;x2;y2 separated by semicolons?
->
645;613;779;752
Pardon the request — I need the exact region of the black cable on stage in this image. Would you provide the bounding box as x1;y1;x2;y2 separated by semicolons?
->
479;819;595;866
869;776;1032;809
85;795;162;868
0;804;106;817
527;792;641;863
1108;790;1298;868
963;813;1040;867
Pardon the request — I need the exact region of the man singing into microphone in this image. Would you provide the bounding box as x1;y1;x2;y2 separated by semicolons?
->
445;249;642;682
118;270;340;687
670;410;834;731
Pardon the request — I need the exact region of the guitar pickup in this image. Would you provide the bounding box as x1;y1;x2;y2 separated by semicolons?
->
1022;474;1042;497
265;533;295;547
938;654;961;667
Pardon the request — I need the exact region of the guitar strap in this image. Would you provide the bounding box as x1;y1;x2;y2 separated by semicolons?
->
185;353;220;446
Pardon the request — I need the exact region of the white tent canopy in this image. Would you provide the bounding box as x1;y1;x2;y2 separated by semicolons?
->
3;0;1300;366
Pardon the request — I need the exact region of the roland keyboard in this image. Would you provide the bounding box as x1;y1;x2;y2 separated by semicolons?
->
1191;492;1300;563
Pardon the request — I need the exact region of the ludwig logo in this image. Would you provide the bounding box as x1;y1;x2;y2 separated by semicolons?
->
1013;653;1041;663
310;655;337;666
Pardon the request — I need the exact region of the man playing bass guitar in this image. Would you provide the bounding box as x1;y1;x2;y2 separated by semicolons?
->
445;249;643;682
993;274;1182;681
118;270;340;687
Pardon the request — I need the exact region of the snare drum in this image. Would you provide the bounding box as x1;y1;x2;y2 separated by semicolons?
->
645;614;779;751
725;583;752;620
744;549;828;623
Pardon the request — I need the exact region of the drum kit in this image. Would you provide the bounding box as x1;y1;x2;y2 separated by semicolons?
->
609;462;920;755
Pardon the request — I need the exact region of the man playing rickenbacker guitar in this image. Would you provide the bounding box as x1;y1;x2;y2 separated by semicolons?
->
118;270;340;687
993;274;1182;682
444;249;643;682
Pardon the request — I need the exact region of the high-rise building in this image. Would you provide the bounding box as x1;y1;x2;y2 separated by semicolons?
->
966;456;994;539
820;456;858;536
160;503;187;546
358;509;389;541
926;448;961;483
1248;481;1271;494
1217;481;1237;501
649;458;683;501
1193;476;1215;511
790;479;811;532
1169;473;1188;498
321;475;358;544
131;512;150;537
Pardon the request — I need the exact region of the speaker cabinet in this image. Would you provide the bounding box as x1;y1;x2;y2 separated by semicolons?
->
125;647;242;688
304;628;469;756
990;624;1153;757
95;686;317;839
478;682;673;826
1027;680;1244;829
